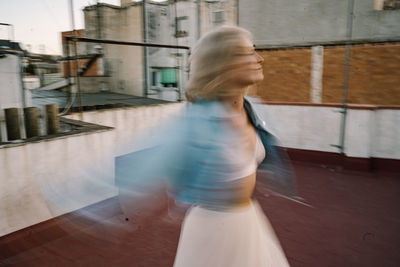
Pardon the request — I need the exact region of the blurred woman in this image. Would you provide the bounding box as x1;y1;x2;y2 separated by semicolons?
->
171;26;291;267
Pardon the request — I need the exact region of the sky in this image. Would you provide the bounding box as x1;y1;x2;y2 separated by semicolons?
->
0;0;165;55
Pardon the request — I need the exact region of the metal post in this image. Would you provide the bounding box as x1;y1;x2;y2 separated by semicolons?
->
69;0;83;113
142;0;149;97
18;55;26;108
96;0;101;40
338;0;355;155
174;0;182;101
66;35;72;94
236;0;239;25
24;107;40;138
197;0;201;40
5;108;21;141
10;24;14;41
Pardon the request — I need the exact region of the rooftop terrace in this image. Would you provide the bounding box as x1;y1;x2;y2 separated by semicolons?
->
1;161;399;267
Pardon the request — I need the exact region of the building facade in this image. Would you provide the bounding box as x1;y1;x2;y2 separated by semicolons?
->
239;0;400;105
77;0;237;100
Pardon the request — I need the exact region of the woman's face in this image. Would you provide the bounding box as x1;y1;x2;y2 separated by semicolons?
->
229;37;264;87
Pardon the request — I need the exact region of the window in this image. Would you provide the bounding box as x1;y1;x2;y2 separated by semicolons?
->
161;68;177;87
175;16;188;38
148;12;157;41
118;80;125;90
151;70;161;87
212;10;225;26
375;0;400;10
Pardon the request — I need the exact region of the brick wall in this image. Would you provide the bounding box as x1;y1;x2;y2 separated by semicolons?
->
249;49;311;102
61;30;101;78
251;43;400;105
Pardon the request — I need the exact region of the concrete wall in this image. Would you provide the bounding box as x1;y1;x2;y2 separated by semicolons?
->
83;5;144;96
79;76;112;93
253;104;342;153
0;130;116;237
372;108;400;159
0;54;23;110
117;6;144;96
82;0;238;101
0;53;32;140
253;103;400;159
0;103;183;237
200;0;237;35
239;0;400;46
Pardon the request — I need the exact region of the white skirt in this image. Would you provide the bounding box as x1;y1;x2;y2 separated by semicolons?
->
173;201;290;267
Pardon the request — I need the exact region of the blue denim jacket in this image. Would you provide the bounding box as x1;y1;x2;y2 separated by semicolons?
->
243;97;297;199
115;97;298;206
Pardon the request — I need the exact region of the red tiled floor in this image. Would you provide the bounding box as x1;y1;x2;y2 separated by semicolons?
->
1;162;399;267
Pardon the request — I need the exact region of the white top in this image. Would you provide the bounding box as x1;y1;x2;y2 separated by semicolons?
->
255;133;266;165
225;133;266;181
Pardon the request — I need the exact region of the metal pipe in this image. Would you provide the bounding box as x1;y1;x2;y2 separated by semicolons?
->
173;0;182;100
236;0;239;25
337;0;355;155
142;0;149;97
68;0;83;113
96;0;101;39
65;36;189;50
254;36;400;51
59;39;74;116
196;0;201;40
18;55;26;108
10;24;14;41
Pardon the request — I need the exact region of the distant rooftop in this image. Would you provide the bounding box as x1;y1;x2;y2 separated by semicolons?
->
31;90;172;110
0;39;24;51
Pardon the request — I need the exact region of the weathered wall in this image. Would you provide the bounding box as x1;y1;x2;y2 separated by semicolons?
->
372;108;400;159
0;103;183;237
0;54;23;110
239;0;400;46
79;76;111;93
0;130;116;237
252;103;400;159
83;5;144;96
115;5;144;96
0;53;32;140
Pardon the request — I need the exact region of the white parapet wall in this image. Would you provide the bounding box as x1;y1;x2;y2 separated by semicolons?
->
253;103;400;160
0;102;398;237
0;103;184;237
253;104;343;153
372;108;400;159
0;129;116;236
65;103;185;156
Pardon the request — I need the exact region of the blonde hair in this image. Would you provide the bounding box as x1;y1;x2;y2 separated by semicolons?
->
185;26;253;102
